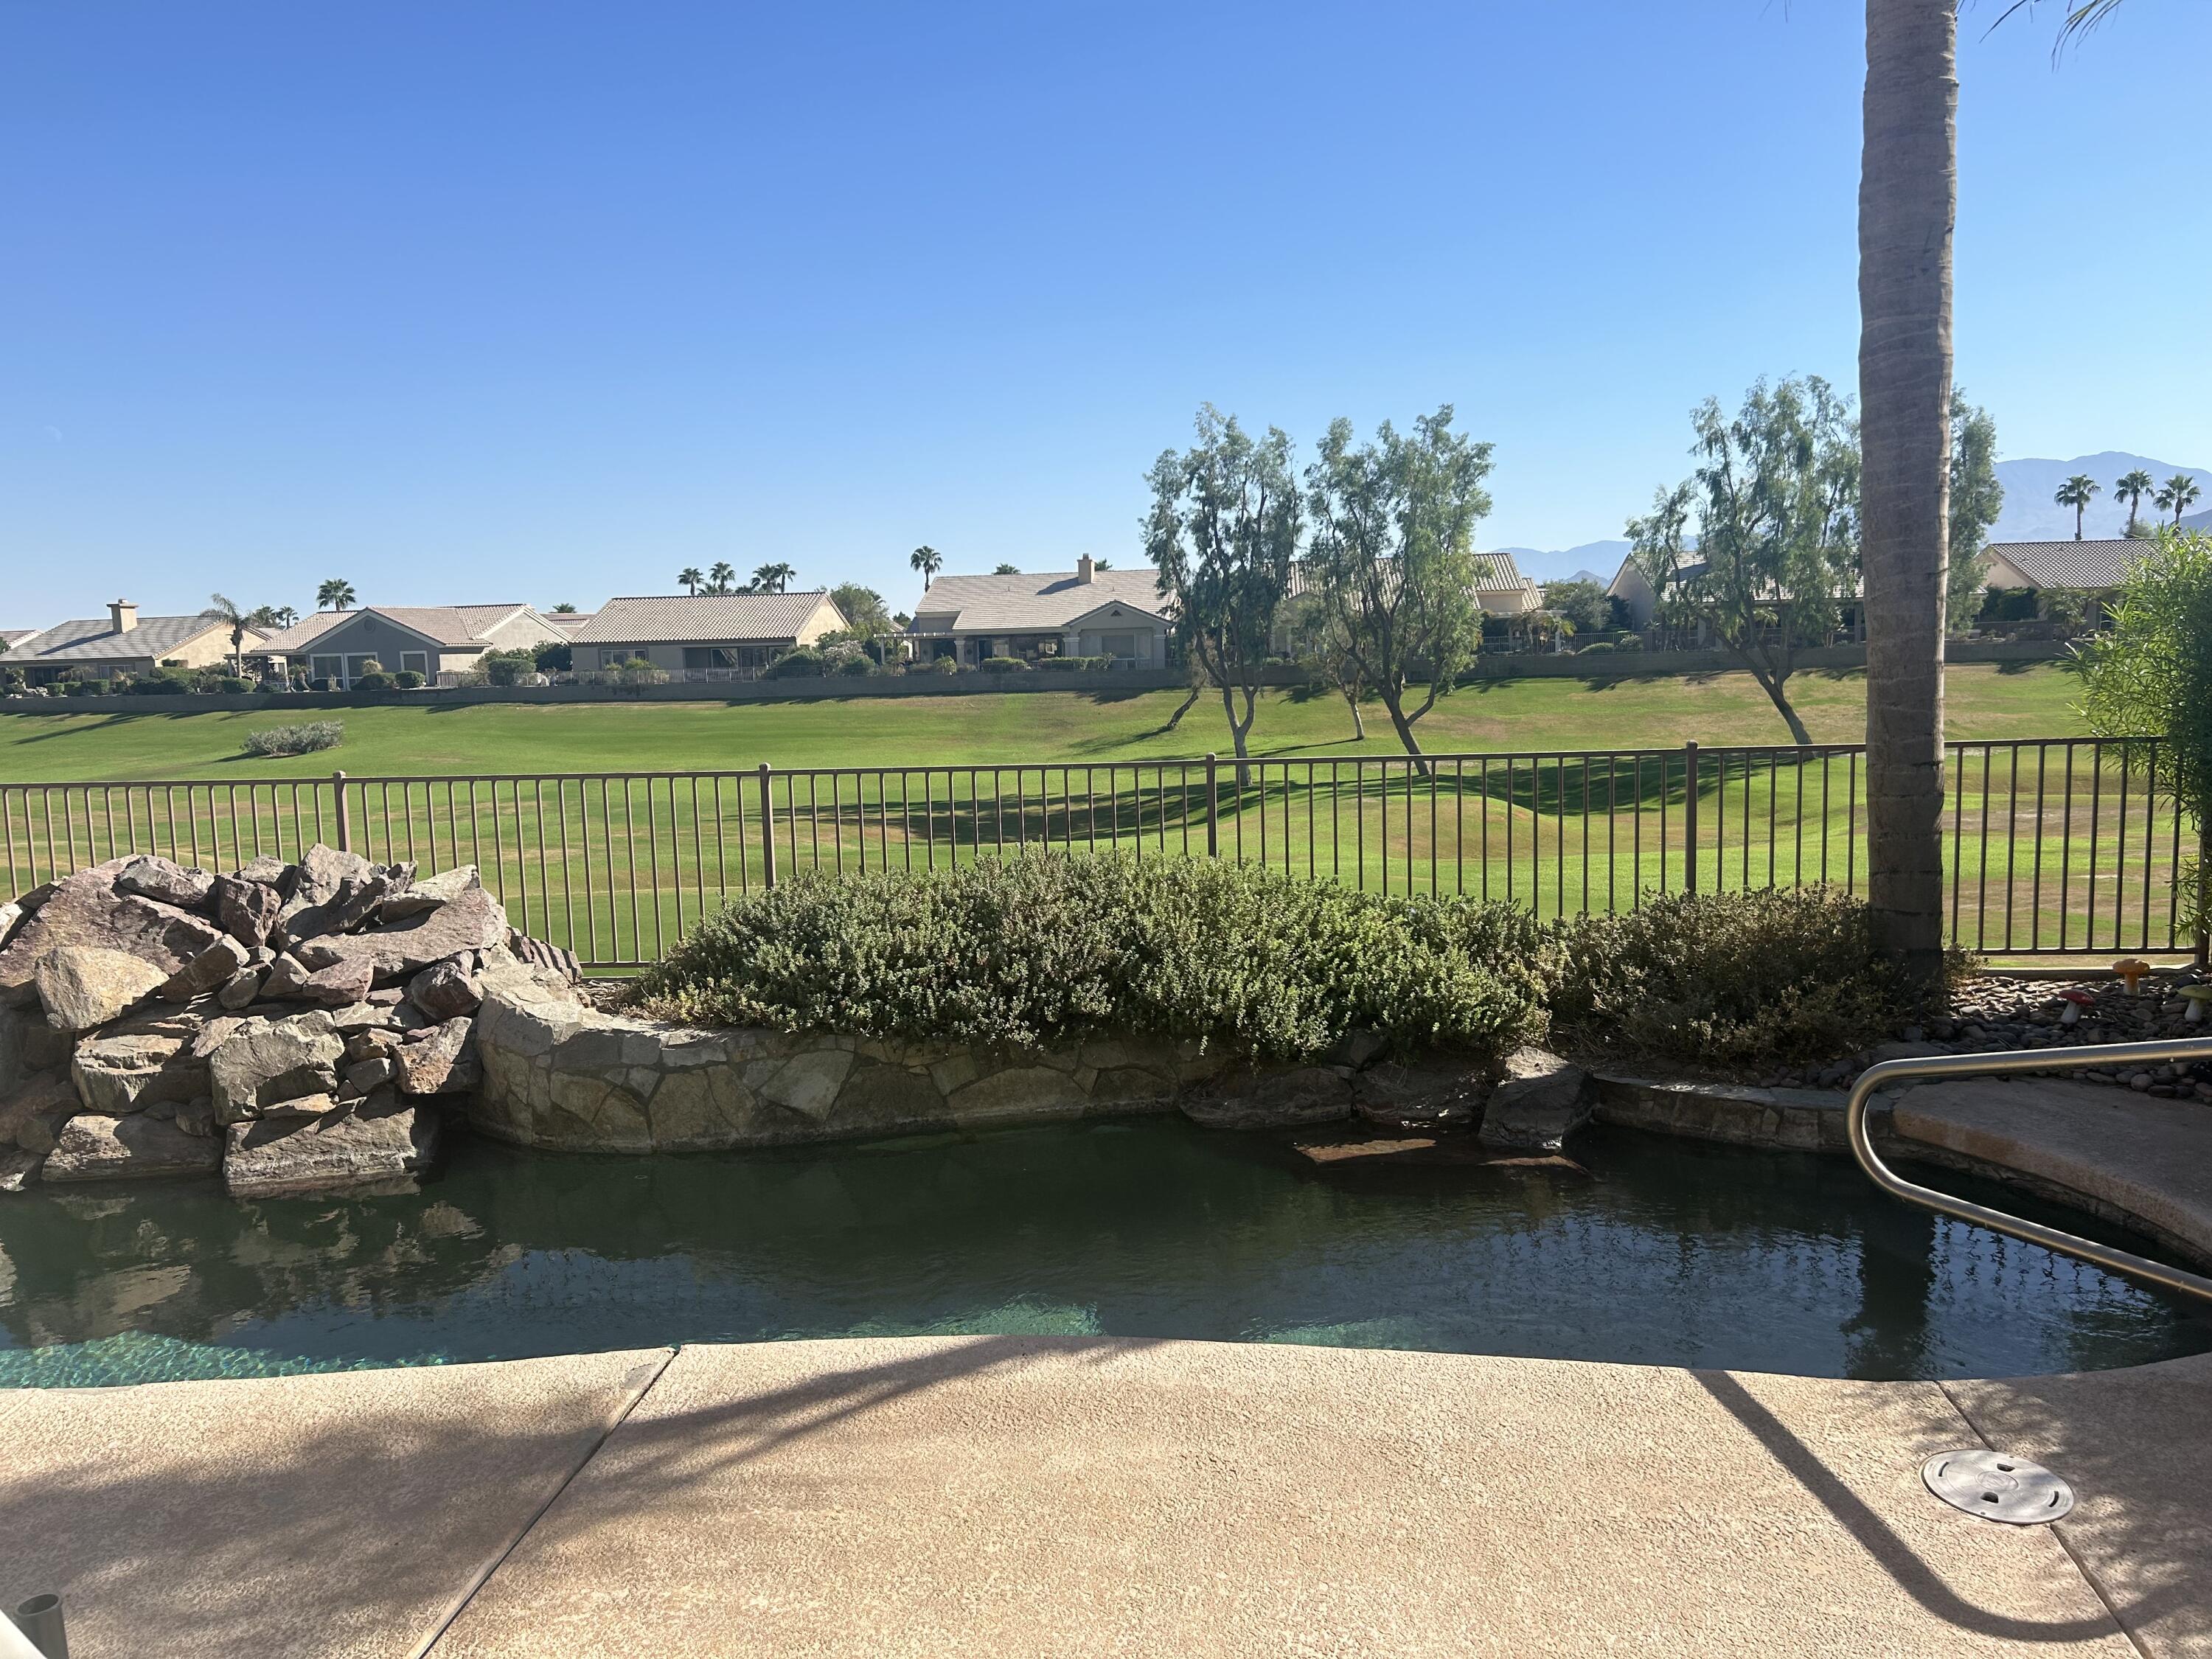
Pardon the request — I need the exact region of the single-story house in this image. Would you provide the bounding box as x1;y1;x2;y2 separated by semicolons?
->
906;558;1174;667
546;611;598;638
568;591;849;675
1605;559;1663;629
2;602;261;686
254;603;570;688
0;630;39;656
1981;539;2145;594
1282;550;1543;617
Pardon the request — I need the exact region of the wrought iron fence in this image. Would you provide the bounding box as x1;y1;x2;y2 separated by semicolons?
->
1;739;2199;970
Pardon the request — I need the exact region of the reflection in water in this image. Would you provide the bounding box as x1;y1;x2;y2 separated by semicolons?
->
1;1120;2206;1387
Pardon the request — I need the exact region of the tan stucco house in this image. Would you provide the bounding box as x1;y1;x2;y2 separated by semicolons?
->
4;602;260;686
906;559;1173;667
1980;539;2145;594
255;603;568;687
568;592;848;676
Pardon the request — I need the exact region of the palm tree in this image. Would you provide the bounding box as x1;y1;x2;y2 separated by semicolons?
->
2157;473;2203;526
552;602;578;613
993;563;1021;575
678;567;703;595
909;546;942;590
200;594;254;676
752;562;795;594
1857;0;1959;987
316;577;356;611
706;561;737;596
2054;473;2101;539
2115;468;2155;534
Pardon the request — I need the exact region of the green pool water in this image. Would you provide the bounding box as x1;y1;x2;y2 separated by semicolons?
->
3;1119;2207;1388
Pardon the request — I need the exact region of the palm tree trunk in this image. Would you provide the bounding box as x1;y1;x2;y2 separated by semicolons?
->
1860;0;1957;988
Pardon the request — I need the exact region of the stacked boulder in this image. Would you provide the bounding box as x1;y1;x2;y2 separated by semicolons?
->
0;846;571;1197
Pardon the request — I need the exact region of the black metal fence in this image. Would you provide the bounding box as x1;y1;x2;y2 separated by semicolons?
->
1;739;2198;970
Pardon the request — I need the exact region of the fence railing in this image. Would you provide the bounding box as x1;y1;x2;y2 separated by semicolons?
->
1;739;2199;970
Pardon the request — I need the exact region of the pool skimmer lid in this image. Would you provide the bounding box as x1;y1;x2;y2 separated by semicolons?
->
1922;1450;2074;1524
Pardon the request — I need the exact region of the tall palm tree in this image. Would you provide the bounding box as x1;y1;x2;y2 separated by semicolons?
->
1858;0;1958;987
2157;473;2202;526
752;562;795;594
678;567;703;595
2115;468;2155;534
316;577;356;611
910;546;942;591
706;561;737;596
201;594;254;675
2054;473;2101;539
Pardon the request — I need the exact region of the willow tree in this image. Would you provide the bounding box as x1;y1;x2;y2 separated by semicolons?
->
2076;530;2212;961
1143;405;1301;779
1947;394;2005;629
1303;407;1493;766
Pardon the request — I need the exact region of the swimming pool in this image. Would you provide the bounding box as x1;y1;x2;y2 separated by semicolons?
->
3;1118;2205;1386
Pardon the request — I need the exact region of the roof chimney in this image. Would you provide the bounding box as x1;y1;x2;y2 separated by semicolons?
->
108;599;139;633
1076;555;1095;584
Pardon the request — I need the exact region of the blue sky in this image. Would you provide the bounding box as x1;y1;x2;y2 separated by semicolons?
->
3;0;2206;623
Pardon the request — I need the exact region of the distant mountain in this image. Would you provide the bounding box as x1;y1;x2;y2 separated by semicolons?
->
1494;540;1632;585
1990;453;2209;543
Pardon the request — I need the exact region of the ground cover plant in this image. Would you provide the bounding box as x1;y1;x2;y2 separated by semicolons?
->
238;720;344;757
631;852;1923;1071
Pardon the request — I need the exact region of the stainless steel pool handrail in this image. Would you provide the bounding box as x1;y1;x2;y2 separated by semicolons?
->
1846;1037;2212;1305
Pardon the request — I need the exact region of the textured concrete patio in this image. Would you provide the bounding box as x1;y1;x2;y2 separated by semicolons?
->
1;1336;2206;1658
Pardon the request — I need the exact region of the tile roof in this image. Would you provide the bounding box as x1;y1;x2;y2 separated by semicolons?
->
0;630;38;649
905;569;1171;633
546;611;597;636
1282;552;1537;604
1984;539;2146;590
571;592;842;644
9;613;241;664
256;604;541;652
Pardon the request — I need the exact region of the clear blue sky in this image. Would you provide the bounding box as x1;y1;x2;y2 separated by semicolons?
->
3;0;2205;623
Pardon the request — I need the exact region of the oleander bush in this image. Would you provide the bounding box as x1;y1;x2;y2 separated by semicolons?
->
633;852;1548;1062
1546;886;1940;1066
979;655;1030;673
240;720;344;757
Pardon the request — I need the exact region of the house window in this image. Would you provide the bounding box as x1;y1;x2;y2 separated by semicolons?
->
400;652;429;675
1100;632;1139;662
345;655;381;681
311;655;343;685
683;645;763;671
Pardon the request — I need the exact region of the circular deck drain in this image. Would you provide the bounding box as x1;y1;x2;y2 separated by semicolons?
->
1923;1450;2074;1524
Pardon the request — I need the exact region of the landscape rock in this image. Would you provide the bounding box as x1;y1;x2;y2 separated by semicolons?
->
341;1056;396;1096
173;1096;217;1137
408;956;483;1020
0;1148;41;1192
42;1110;221;1182
230;854;294;890
1181;1065;1353;1130
70;1025;208;1114
224;1092;439;1197
114;855;216;911
36;946;169;1032
0;865;224;1005
1479;1046;1592;1153
260;1091;341;1119
159;935;251;1002
213;873;283;947
279;872;390;946
1353;1060;1489;1130
260;953;313;999
217;966;268;1009
0;902;23;951
392;1016;479;1096
298;958;376;1007
295;844;374;905
380;864;481;921
292;886;509;985
1;1071;78;1152
206;1012;346;1123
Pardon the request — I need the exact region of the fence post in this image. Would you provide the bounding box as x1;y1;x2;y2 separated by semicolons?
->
758;763;777;887
1681;742;1698;894
331;771;351;853
1204;754;1220;856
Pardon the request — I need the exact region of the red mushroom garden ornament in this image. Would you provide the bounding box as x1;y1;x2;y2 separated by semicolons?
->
2059;989;2096;1026
2112;959;2152;996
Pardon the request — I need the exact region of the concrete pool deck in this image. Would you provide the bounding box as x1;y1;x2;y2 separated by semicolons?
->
1;1077;2208;1657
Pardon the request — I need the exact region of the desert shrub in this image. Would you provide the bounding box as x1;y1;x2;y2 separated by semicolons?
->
1614;633;1644;650
534;640;573;673
127;668;195;695
62;678;102;698
1546;886;1938;1067
352;670;394;691
632;852;1545;1063
979;655;1029;673
218;675;252;693
476;650;537;686
766;648;827;678
838;653;876;676
393;669;425;689
240;720;344;757
928;655;960;675
1037;655;1110;672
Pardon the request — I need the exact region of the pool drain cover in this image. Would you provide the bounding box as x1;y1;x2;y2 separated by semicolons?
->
1922;1450;2074;1524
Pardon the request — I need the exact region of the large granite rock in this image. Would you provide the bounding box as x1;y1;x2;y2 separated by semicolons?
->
0;900;24;951
1181;1065;1354;1130
113;855;215;911
224;1093;439;1197
298;959;375;1007
212;873;282;948
380;864;481;922
0;866;225;1006
0;1002;72;1098
279;872;390;947
393;1016;478;1096
159;935;251;1002
37;946;169;1032
42;1110;222;1182
1353;1060;1490;1130
71;1018;209;1114
292;887;509;985
408;956;483;1020
207;1012;347;1122
0;1148;40;1192
1478;1046;1592;1153
1;1070;78;1152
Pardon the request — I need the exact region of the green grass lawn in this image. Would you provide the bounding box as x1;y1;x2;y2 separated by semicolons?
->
0;662;2084;783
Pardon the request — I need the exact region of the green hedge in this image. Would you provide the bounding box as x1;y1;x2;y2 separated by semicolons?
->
634;853;1548;1062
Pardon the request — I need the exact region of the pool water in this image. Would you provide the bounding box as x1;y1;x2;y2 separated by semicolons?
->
3;1119;2207;1387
